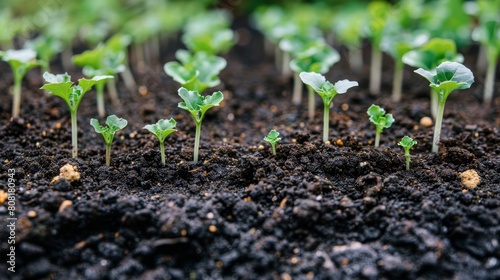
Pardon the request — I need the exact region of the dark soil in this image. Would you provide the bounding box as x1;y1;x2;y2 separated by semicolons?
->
1;18;499;280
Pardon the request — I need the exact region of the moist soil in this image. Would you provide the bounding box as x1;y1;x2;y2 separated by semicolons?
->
1;19;499;280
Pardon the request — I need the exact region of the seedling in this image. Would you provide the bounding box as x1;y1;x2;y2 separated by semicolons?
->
300;72;358;143
414;61;474;153
178;87;224;163
367;104;394;147
24;35;62;72
90;115;128;167
398;136;417;171
144;118;177;166
41;72;113;158
165;50;227;93
0;49;41;118
263;130;281;156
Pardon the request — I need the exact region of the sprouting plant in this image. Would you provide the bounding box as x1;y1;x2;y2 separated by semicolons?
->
0;49;41;118
164;50;227;94
414;61;474;153
178;87;224;163
41;72;113;158
300;72;358;143
263;130;281;156
90;115;128;167
398;136;417;171
367;104;395;147
144;118;177;166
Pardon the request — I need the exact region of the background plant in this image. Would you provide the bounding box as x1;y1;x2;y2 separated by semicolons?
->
90;115;128;167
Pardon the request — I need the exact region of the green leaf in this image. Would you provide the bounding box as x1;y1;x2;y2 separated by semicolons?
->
178;87;203;112
300;72;358;102
334;80;359;94
164;61;198;86
90;115;127;145
106;115;128;132
414;61;474;99
263;130;281;144
402;38;463;69
299;72;326;92
398;135;417;148
144;118;177;143
367;104;394;129
2;49;36;63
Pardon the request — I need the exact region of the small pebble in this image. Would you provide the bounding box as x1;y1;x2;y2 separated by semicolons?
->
58;200;73;213
461;169;481;189
27;210;37;218
420;117;433;127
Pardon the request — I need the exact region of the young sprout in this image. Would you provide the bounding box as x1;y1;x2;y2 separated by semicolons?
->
414;61;474;153
178;87;224;163
367;104;394;147
398;136;417;171
263;130;281;156
90;115;128;167
144;118;177;166
41;72;113;158
0;49;41;118
300;72;358;142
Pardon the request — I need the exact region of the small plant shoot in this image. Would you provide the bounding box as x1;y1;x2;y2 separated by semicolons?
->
398;136;417;171
263;130;281;156
144;118;177;166
367;104;394;147
414;61;474;153
178;87;224;163
300;72;358;143
1;49;41;118
41;72;113;158
90;115;128;167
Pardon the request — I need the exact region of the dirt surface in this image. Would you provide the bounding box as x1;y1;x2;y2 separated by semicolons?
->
1;19;499;280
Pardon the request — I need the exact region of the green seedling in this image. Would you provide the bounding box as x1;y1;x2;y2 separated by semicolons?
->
178;87;224;163
165;50;227;94
0;49;41;118
144;118;177;166
41;72;113;158
90;115;128;167
300;72;358;143
263;130;281;156
398;136;417;171
24;35;62;72
367;104;394;147
402;38;463;118
73;44;124;116
414;61;474;153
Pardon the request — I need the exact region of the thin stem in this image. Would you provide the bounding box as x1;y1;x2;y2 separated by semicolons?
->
432;98;446;153
404;151;410;171
12;79;22;118
430;88;438;119
95;81;105;117
274;45;282;72
282;51;291;77
476;44;487;74
483;59;497;107
61;48;73;71
369;46;382;95
374;130;381;147
323;102;330;143
71;111;78;158
308;86;315;122
105;143;111;167
120;65;137;90
160;141;165;166
193;121;202;163
271;143;276;156
292;72;302;105
391;61;403;102
107;78;120;106
348;45;363;72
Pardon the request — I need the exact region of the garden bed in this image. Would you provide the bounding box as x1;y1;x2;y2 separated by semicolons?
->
1;18;499;280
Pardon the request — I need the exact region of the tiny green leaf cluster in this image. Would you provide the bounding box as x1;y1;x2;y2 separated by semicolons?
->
144;118;177;166
90;115;128;167
263;130;281;156
367;104;395;147
398;136;417;170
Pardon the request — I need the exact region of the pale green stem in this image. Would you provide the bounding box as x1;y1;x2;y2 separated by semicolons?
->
120;64;137;90
430;88;438;119
476;44;487;74
271;143;276;156
107;78;120;106
71;110;78;158
392;61;403;102
369;46;382;95
160;141;166;166
95;81;105;117
374;128;381;148
292;72;302;105
282;51;291;77
274;45;282;72
62;48;73;71
105;143;111;167
11;78;22;118
404;150;410;171
323;102;330;143
308;86;315;122
193;121;202;163
483;59;497;106
432;98;447;153
348;45;363;72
